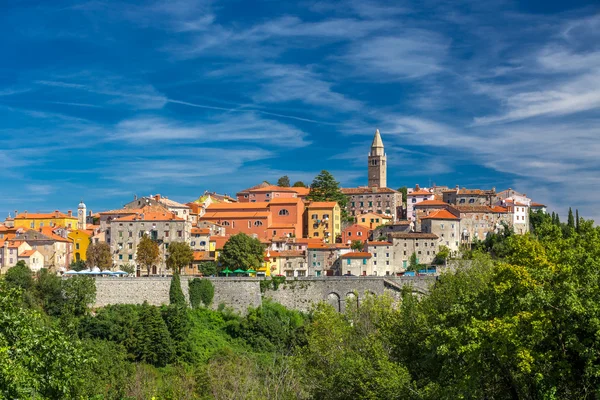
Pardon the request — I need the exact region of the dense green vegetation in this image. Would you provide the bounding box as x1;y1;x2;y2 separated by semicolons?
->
2;209;600;399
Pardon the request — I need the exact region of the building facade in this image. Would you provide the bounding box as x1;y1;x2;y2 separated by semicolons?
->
342;187;402;220
305;202;341;243
368;129;387;188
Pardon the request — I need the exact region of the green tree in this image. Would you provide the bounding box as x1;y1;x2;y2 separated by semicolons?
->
350;240;364;251
407;252;419;272
306;170;348;213
136;235;160;276
132;303;174;367
161;305;192;362
188;278;203;309
218;233;264;270
5;261;34;291
277;175;291;187
576;209;580;232
199;260;217;276
70;260;87;271
62;276;96;317
434;245;450;265
198;279;215;307
397;186;408;207
292;181;307;187
568;207;575;228
169;272;186;307
119;263;136;274
166;241;194;274
86;242;112;269
35;268;64;316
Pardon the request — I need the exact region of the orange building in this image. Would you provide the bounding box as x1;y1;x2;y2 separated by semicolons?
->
341;224;371;245
201;198;305;240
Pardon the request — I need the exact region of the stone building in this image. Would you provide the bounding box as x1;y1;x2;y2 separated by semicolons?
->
339;252;372;276
365;241;393;276
389;232;440;268
371;221;412;241
368;129;387;188
342;187;402;220
413;199;452;230
277;250;309;277
109;210;191;276
190;227;211;252
124;194;192;221
454;205;511;244
307;243;351;276
443;187;496;206
14;229;72;270
420;210;461;254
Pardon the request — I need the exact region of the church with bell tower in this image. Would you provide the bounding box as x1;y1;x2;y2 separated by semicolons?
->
368;129;387;188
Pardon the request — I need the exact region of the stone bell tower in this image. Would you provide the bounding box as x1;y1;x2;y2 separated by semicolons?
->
368;129;387;188
77;200;87;230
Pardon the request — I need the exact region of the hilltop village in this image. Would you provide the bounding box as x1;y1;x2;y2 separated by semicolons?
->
0;130;547;278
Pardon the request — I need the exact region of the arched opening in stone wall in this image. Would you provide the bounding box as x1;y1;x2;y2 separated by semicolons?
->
327;292;341;312
346;292;359;310
152;265;157;275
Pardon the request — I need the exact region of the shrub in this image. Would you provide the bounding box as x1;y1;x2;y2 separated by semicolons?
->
169;273;186;307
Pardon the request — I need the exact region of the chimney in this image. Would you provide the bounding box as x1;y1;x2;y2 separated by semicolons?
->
415;184;420;190
134;194;138;200
54;210;60;218
68;210;72;217
24;211;28;217
154;194;161;201
14;210;18;217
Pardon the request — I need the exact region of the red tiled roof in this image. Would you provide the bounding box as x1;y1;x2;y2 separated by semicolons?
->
202;211;270;219
390;232;439;239
490;206;509;213
414;199;448;207
192;251;213;261
289;187;310;196
407;189;433;196
18;250;37;257
277;250;305;257
420;209;459;220
531;202;545;207
366;241;392;246
248;185;298;193
114;212;184;222
341;252;372;259
8;240;25;248
191;227;211;235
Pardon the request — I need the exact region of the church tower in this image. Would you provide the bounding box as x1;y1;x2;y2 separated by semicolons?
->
77;200;87;230
368;129;387;188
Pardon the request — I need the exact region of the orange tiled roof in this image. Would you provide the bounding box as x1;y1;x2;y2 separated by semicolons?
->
8;240;25;248
210;235;229;249
407;189;433;196
278;250;305;257
414;199;448;207
341;252;372;259
18;250;37;257
267;197;303;204
490;206;509;213
193;251;213;261
366;241;392;246
202;211;270;219
15;211;76;220
342;224;370;231
531;202;546;207
114;212;184;222
306;201;338;208
420;209;459;220
38;227;71;242
191;227;210;235
99;208;142;215
289;187;310;196
390;232;439;239
248;185;297;193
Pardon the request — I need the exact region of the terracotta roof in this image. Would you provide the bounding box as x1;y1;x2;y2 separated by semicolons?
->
414;199;449;207
8;240;25;248
158;197;190;208
19;229;70;243
341;187;398;194
390;232;439;239
357;212;393;219
407;189;433;196
210;235;229;249
15;211;76;220
531;202;546;207
306;201;338;208
342;224;370;231
248;185;297;193
99;208;142;215
289;187;310;196
443;188;494;195
237;181;272;194
420;209;459;220
202;211;270;219
366;241;392;246
192;251;213;261
18;250;37;257
341;252;372;259
490;206;509;213
114;212;184;222
191;227;210;235
207;202;269;210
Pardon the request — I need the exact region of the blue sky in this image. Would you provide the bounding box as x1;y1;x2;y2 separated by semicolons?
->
1;0;599;220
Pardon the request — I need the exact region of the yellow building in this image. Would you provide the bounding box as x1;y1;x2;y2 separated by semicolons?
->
67;229;92;262
305;202;341;243
14;211;78;230
356;212;393;230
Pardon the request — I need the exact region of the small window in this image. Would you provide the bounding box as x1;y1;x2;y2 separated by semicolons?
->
469;199;475;203
348;232;352;237
312;214;318;220
222;221;230;226
279;209;290;216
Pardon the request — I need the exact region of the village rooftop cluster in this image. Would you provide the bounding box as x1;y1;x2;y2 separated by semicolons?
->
0;130;546;277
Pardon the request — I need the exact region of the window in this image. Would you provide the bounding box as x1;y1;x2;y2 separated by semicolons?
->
248;221;251;228
222;221;230;226
128;243;133;250
441;223;444;229
75;243;80;250
386;261;389;265
351;202;355;207
314;232;319;237
40;222;44;228
129;255;133;260
254;221;263;226
279;209;290;216
369;201;373;207
418;251;422;255
469;199;475;203
30;222;34;228
119;254;123;260
357;231;362;236
386;253;390;257
361;218;366;222
348;232;352;237
119;231;123;238
460;199;466;203
191;241;196;246
164;231;169;237
129;231;133;237
411;198;416;203
347;259;351;265
373;261;377;265
311;214;318;220
266;193;270;197
374;253;377;257
363;259;367;265
360;202;364;207
177;231;182;237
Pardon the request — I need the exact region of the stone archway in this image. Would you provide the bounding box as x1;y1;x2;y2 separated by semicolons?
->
346;292;359;310
327;292;341;312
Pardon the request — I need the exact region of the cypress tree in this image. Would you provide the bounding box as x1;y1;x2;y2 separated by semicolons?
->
551;212;556;225
555;214;560;225
133;303;174;367
568;207;575;228
576;209;580;232
169;272;186;307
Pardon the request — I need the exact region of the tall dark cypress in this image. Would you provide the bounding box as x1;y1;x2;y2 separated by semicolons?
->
576;209;580;232
551;212;556;225
568;208;575;228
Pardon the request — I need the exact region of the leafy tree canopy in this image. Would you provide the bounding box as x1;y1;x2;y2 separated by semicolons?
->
306;170;348;213
218;233;264;270
86;242;112;269
292;181;307;188
166;242;193;274
136;235;160;276
277;175;291;187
